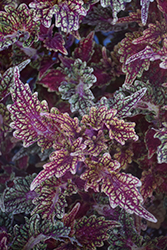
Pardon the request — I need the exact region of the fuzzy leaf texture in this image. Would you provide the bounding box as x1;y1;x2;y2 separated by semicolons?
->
7;67;64;151
81;153;157;222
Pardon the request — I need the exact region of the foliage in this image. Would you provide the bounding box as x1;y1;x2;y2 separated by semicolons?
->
0;0;167;249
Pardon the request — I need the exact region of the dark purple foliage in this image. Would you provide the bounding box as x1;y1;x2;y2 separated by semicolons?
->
0;0;167;249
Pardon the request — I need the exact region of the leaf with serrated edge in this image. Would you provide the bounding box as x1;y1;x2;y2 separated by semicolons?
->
11;214;70;250
31;176;78;221
7;67;63;150
3;174;37;215
75;215;120;250
73;31;95;63
81;153;157;222
30;138;86;190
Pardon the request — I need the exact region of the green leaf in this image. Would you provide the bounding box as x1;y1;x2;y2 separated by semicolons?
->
3;174;37;215
31;176;78;221
11;214;71;250
0;4;40;50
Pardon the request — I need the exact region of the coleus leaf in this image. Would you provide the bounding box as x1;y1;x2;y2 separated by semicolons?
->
0;4;40;50
135;154;167;198
73;31;95;63
58;58;96;115
154;122;167;163
81;153;157;222
38;50;59;80
29;1;57;28
7;67;64;150
125;80;167;121
156;0;167;14
38;68;66;92
61;203;120;250
90;46;122;88
0;231;10;250
2;174;37;215
109;87;147;118
54;112;81;138
42;25;67;54
117;9;142;26
54;0;87;33
100;0;133;24
0;210;12;233
82;106;138;145
74;215;120;250
31;176;78;221
118;31;151;87
140;166;164;201
11;214;71;250
0;103;11;133
125;45;158;65
83;130;108;156
83;3;128;33
0;59;30;101
144;128;161;158
108;209;143;249
143;236;167;250
133;20;167;45
30;0;87;32
62;202;81;236
140;0;152;25
113;144;134;170
30;138;86;190
149;38;167;69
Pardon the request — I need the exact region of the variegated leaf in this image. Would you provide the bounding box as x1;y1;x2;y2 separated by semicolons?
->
82;106;138;145
74;215;120;250
11;214;70;250
3;174;37;215
81;153;157;222
7;67;63;150
31;176;78;221
118;31;151;86
100;0;132;24
54;0;87;33
0;59;30;101
30;138;86;190
0;4;40;50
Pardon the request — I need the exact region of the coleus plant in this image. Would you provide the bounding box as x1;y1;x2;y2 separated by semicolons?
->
0;0;167;249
